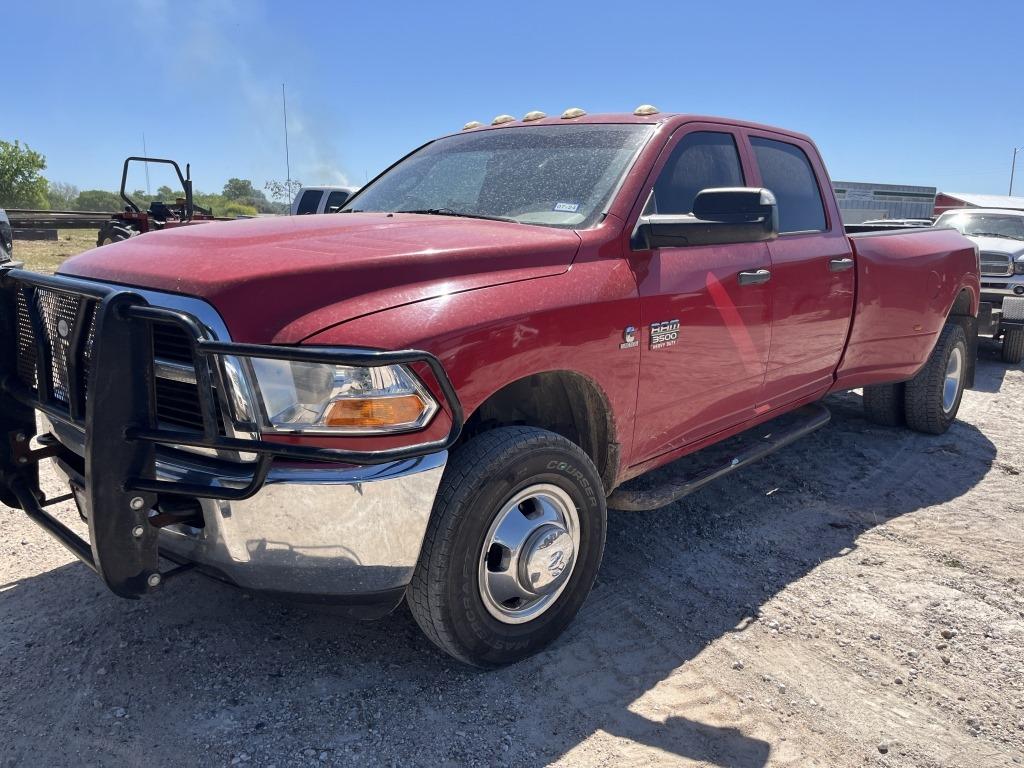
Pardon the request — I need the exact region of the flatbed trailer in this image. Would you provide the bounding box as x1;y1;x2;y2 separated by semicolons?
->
6;210;115;231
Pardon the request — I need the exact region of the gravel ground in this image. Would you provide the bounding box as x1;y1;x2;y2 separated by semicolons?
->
2;342;1022;768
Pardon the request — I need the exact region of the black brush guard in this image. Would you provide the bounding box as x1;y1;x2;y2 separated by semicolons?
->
0;266;463;598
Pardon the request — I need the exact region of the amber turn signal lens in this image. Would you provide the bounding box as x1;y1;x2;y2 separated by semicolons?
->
321;395;428;429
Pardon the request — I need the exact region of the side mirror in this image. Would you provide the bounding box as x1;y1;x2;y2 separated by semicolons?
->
633;187;779;249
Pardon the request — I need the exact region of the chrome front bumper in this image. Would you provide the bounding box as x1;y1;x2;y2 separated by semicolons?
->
157;453;446;598
48;442;447;600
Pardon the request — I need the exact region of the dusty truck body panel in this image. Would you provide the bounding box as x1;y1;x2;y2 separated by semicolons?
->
0;110;980;664
832;227;981;391
63;213;582;344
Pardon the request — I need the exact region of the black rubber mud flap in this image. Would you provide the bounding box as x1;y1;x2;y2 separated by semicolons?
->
84;292;160;598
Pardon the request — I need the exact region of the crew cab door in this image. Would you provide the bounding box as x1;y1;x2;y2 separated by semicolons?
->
628;126;773;465
742;132;855;407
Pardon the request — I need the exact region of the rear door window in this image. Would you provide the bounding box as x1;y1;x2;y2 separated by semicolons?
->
296;190;323;215
750;137;827;233
324;190;350;212
648;131;745;215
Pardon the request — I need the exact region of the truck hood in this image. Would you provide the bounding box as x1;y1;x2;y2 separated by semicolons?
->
965;234;1024;258
60;213;581;342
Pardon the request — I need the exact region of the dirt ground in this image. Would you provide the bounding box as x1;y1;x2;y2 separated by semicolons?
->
1;342;1022;768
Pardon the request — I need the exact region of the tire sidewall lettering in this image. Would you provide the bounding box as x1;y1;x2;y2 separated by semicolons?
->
545;459;597;505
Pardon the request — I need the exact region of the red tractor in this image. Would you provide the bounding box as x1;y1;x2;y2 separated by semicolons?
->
97;157;216;246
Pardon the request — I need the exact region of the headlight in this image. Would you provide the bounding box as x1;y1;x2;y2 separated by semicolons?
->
246;358;438;434
1014;258;1024;275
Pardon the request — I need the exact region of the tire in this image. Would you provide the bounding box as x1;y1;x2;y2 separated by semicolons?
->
408;426;607;668
862;383;905;427
96;222;136;247
1001;326;1024;365
904;323;967;435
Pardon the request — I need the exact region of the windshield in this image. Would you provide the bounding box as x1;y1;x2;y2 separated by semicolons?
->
936;212;1024;241
342;124;653;229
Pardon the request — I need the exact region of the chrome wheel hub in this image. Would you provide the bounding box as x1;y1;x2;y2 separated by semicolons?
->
519;524;575;593
478;484;580;624
943;346;963;413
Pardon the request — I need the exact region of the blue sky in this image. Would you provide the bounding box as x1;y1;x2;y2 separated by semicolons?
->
6;0;1024;196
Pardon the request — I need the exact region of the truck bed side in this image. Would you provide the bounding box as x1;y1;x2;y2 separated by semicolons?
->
831;227;979;391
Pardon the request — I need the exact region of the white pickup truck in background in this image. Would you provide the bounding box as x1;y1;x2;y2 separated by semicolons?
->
935;207;1024;363
291;186;358;215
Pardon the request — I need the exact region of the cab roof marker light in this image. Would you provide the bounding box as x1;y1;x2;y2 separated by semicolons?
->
462;121;484;130
560;107;586;119
522;110;547;122
634;104;659;116
491;114;516;125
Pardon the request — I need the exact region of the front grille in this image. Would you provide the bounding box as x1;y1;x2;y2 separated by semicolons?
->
15;292;38;386
152;322;196;364
15;289;97;404
154;377;208;430
980;252;1013;277
13;289;217;433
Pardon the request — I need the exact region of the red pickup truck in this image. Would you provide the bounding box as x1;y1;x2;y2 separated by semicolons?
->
0;107;979;667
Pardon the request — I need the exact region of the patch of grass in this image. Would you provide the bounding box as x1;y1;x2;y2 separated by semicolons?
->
12;229;99;274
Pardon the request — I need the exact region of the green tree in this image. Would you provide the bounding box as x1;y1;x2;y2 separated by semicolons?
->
74;189;124;212
264;179;302;209
192;192;225;216
220;201;259;218
224;177;274;212
0;140;50;208
223;178;258;201
46;181;79;210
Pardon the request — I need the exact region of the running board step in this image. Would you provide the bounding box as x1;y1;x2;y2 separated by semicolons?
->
607;403;831;512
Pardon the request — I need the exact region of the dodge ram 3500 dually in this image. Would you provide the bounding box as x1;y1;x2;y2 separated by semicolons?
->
0;106;980;667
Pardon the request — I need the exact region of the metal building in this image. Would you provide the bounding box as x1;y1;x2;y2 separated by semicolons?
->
832;181;937;224
933;192;1024;216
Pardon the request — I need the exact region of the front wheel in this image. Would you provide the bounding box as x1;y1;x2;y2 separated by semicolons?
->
904;322;967;434
408;427;606;667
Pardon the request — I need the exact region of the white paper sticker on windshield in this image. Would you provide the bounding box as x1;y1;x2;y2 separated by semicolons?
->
553;202;580;213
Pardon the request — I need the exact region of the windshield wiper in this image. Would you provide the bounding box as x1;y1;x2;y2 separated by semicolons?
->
395;208;516;223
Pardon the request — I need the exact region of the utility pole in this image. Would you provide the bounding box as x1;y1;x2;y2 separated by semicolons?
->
1012;147;1023;196
142;133;150;195
282;83;293;211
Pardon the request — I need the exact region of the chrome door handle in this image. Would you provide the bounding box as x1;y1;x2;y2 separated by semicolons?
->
738;269;771;286
829;257;855;272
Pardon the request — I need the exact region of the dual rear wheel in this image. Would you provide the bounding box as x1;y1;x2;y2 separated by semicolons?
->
863;322;967;434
